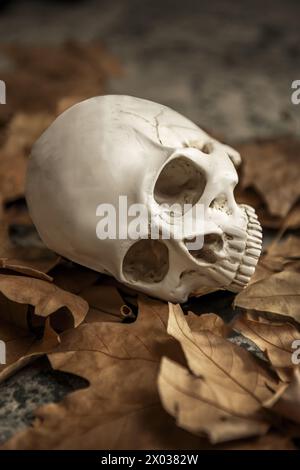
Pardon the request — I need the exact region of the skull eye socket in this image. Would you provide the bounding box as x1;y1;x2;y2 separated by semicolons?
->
123;240;169;284
154;156;206;214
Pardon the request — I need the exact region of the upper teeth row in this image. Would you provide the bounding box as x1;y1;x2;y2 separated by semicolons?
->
229;205;262;291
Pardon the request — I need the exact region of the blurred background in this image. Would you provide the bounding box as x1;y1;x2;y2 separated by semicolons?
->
0;0;299;445
0;0;299;140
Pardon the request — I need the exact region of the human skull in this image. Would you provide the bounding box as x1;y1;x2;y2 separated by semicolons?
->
26;95;262;302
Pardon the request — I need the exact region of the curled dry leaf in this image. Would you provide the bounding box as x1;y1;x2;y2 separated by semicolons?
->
2;297;211;450
0;274;88;328
158;304;279;444
234;271;300;324
232;311;300;382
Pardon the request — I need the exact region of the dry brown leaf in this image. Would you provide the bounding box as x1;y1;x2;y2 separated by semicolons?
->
234;270;300;324
158;304;279;443
0;274;88;328
185;309;231;337
237;138;300;218
2;297;212;450
232;311;300;381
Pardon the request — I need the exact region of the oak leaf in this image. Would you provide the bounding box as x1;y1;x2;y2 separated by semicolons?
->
158;304;279;443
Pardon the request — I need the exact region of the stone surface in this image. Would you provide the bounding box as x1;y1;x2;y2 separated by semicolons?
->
0;358;87;444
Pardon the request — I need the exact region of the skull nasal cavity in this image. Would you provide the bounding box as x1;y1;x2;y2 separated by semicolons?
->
186;233;223;264
154;156;206;213
123;240;169;283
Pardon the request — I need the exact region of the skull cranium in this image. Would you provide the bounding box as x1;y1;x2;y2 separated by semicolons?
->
26;95;262;302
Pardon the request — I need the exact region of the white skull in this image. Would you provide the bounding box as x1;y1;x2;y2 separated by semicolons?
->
26;95;262;302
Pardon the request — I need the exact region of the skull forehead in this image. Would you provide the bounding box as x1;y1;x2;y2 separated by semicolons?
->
49;94;206;152
103;95;212;149
33;95;198;183
30;95;213;206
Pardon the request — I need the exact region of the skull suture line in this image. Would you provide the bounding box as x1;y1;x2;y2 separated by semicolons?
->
26;95;262;302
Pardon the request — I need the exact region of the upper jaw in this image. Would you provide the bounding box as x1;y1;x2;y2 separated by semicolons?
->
177;204;262;295
228;205;263;292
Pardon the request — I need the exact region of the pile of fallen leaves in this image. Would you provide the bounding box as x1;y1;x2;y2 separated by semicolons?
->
1;42;300;450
